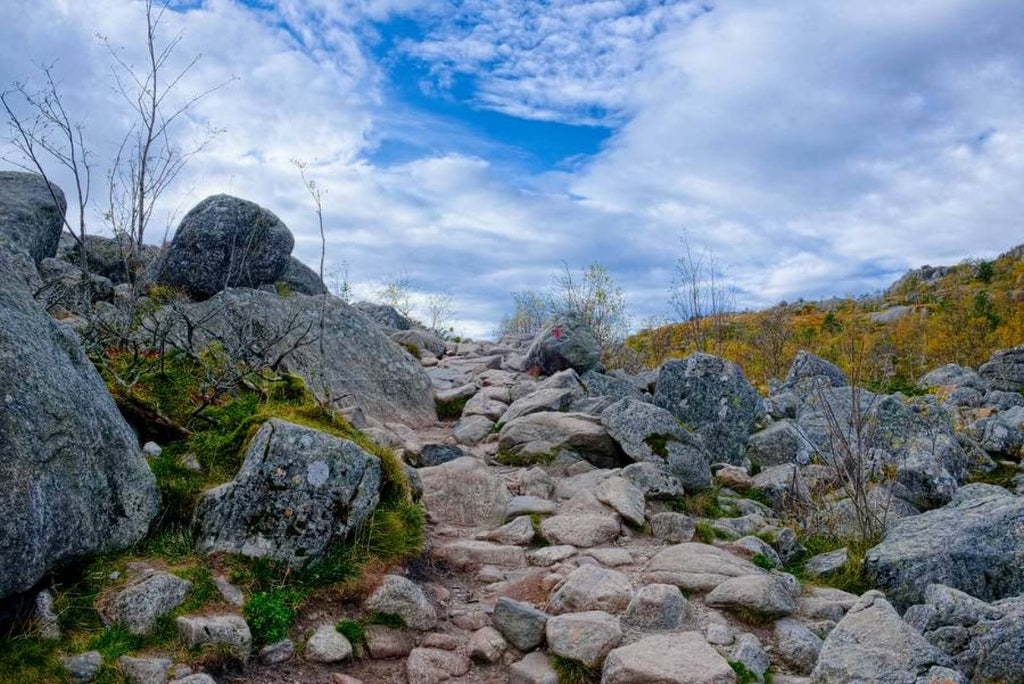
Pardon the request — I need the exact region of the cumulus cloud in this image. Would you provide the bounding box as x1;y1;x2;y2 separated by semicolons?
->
2;0;1023;338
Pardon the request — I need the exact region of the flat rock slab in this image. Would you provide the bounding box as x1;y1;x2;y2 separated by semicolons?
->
421;457;511;527
602;632;736;684
436;540;526;570
540;514;620;548
644;543;759;592
706;573;797;619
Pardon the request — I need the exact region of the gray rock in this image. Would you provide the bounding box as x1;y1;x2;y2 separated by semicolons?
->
461;391;508;421
979;344;1024;392
155;288;436;426
983;389;1024;411
506;495;558;519
156;194;294;299
804;548;848;579
595;476;645;526
279;256;326;295
524;312;601;375
540;514;619;548
492;597;549;651
705;573;796;619
527;544;577;567
548;564;634;614
31;589;60;640
117;655;173;683
436;539;526;569
176;614;251;660
468;626;506;663
452;415;494;445
498;412;621;467
56;233;161;285
305;623;352;663
751;464;809;512
864;483;1024;609
976;405;1024;457
601;396;712;491
417;444;465;467
623;583;688;630
644;543;759;592
391;328;447;358
194;419;381;566
364;625;414;659
602;632;736;684
214;576;244;607
747;420;814;467
650;512;696;543
420;457;510;527
101;567;192;635
654;353;763;464
405;647;470;684
478;515;535;546
500;387;578;424
959;594;1024;682
364;575;437;630
810;591;951;683
545;610;621;667
580;369;643;401
620;461;687;499
0;171;65;263
0;250;159;600
918;364;987;392
169;676;216;684
354;301;412;330
36;257;114;314
258;639;294;664
784;350;848;391
774;618;822;674
61;651;102;684
731;633;770;680
509;651;558;684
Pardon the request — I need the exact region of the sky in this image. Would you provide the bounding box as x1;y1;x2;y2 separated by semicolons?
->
2;0;1022;338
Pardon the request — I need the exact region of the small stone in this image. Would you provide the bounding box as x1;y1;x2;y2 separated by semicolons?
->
705;573;796;619
31;589;60;640
509;651;558;684
117;655;173;684
527;545;577;567
169;676;216;684
506;495;558;519
731;633;770;680
540;514;620;548
61;652;102;683
364;575;438;631
650;512;696;543
214;575;244;607
623;583;689;630
773;618;822;674
175;614;251;661
418;444;465;467
595;476;646;527
549;565;634;614
545;611;622;667
102;567;192;635
478;516;535;545
420;632;460;650
437;540;527;569
469;626;507;663
405;647;471;684
259;639;295;665
180;454;202;472
142;441;162;458
492;597;549;651
364;625;415;659
305;624;353;663
332;675;365;684
705;623;734;646
805;548;848;579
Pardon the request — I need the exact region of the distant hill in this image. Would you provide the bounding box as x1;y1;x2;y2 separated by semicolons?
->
628;243;1024;392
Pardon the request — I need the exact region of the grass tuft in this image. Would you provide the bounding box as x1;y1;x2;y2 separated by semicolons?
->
364;611;405;629
550;655;601;684
435;395;469;420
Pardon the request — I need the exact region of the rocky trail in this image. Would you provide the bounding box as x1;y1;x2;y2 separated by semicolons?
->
2;177;1023;684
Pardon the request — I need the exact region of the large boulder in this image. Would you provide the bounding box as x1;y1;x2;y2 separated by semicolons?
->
653;354;763;464
864;483;1024;609
745;419;814;467
783;350;847;391
810;590;953;683
280;256;326;295
155;194;294;299
0;171;65;264
56;233;160;285
979;344;1024;392
797;388;968;509
601;396;712;491
0;250;159;599
354;301;413;330
194;419;381;566
156;288;436;426
918;363;986;392
523;313;600;375
498;412;621;467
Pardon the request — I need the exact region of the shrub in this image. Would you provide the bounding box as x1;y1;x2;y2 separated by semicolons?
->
244;588;302;645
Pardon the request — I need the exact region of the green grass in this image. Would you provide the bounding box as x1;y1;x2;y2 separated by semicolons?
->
529;513;550;548
643;433;670;458
752;553;777;570
550;655;601;684
668;485;737;519
335;620;365;649
364;612;405;629
783;533;873;595
966;462;1019;488
435;395;469;420
495;449;557;467
729;660;760;683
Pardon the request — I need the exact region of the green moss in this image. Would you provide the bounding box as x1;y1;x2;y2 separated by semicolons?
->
729;660;760;684
364;611;405;629
752;553;777;570
643;433;670;458
966;462;1018;488
335;620;365;646
550;655;601;684
435;395;469;420
495;449;557;467
529;513;550;548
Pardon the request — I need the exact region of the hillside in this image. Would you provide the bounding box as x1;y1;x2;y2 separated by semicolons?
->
628;242;1024;392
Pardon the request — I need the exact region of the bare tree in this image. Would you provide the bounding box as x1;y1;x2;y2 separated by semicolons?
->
550;261;629;352
377;272;414;317
1;62;92;264
425;292;454;333
496;289;551;337
669;232;734;354
328;261;352;303
102;0;232;261
753;304;794;382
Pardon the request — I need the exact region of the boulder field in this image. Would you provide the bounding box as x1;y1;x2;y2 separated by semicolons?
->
1;174;1023;683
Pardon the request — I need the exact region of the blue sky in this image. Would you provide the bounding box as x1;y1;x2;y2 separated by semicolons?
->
2;0;1023;337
